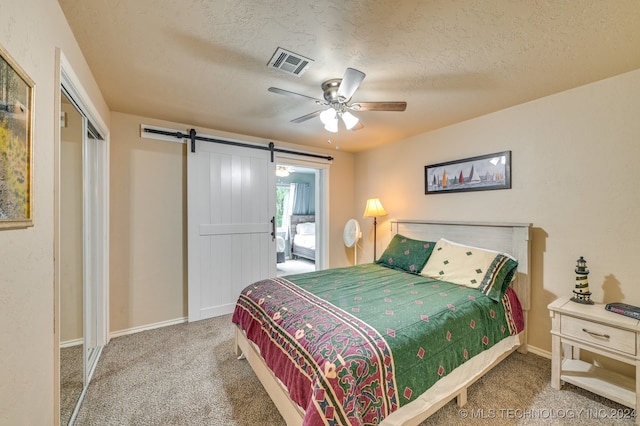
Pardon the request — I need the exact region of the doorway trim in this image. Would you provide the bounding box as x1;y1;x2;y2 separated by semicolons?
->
275;155;330;270
54;49;110;425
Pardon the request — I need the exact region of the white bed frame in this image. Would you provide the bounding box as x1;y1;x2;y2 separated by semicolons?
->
234;220;532;425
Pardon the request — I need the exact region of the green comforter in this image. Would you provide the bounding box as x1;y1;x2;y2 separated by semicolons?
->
232;263;523;426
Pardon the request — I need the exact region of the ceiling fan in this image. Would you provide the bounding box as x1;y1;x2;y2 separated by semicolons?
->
268;68;407;133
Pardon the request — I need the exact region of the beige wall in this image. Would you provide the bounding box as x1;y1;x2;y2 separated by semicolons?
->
0;0;110;424
109;112;354;332
354;69;640;356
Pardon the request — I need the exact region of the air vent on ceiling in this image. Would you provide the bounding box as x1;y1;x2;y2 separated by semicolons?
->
267;47;314;77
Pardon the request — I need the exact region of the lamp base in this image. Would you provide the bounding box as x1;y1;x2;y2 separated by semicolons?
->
373;216;378;261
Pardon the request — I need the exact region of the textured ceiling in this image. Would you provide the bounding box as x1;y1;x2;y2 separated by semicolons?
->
58;0;640;152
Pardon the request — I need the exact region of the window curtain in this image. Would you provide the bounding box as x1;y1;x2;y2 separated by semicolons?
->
290;183;310;215
279;187;291;231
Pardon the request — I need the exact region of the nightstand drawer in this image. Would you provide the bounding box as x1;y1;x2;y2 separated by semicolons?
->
561;315;636;355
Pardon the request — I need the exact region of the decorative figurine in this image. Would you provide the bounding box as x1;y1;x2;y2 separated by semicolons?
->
571;256;594;304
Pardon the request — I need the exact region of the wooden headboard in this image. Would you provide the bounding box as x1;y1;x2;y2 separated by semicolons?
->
391;220;532;312
289;214;315;239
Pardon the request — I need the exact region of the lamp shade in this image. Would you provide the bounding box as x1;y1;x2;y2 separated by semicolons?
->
319;108;337;125
324;119;338;133
320;108;338;132
340;111;359;130
363;198;387;218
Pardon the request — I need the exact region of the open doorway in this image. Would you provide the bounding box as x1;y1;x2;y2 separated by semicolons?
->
275;162;325;276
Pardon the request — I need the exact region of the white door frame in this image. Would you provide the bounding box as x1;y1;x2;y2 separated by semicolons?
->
275;155;330;270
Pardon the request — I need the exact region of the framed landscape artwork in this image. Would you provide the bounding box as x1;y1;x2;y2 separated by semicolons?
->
0;44;34;229
425;151;511;194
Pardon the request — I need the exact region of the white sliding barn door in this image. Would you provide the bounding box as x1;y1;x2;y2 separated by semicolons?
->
188;141;276;321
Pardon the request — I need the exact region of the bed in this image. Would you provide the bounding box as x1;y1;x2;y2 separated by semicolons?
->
232;220;531;425
277;236;286;263
290;214;316;261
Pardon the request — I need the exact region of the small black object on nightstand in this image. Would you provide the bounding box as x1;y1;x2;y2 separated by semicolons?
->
605;302;640;320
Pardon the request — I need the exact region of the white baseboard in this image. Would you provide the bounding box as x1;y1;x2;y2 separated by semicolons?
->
525;344;551;359
109;317;187;339
60;338;83;348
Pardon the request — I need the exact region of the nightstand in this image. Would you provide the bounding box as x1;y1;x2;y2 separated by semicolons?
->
548;295;640;415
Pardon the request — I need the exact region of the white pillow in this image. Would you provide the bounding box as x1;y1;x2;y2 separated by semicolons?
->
422;238;519;301
421;238;505;288
296;222;315;235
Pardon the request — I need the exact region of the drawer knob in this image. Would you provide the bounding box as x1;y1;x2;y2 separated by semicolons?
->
581;328;610;339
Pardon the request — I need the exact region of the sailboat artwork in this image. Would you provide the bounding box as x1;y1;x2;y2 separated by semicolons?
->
424;151;511;194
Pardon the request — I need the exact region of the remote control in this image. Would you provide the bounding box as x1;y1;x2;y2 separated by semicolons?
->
605;302;640;320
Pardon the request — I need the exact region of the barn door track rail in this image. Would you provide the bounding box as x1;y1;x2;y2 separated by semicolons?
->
141;125;333;163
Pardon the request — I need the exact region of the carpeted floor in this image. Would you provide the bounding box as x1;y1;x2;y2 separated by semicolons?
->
74;314;635;425
60;344;83;425
277;258;315;276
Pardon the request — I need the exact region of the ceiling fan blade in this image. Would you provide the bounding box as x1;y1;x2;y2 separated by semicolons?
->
268;87;324;104
352;102;407;111
337;68;365;101
290;110;323;123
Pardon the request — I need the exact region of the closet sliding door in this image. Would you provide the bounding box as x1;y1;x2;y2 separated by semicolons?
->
59;91;85;425
83;125;105;381
58;64;108;425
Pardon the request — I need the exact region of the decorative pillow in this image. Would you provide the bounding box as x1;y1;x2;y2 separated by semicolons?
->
421;238;518;301
296;222;315;235
375;234;435;274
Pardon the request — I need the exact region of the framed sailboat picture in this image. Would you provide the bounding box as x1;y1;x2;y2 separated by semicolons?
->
425;151;511;194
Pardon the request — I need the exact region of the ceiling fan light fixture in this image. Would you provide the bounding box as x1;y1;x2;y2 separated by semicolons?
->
276;166;290;177
320;108;338;132
319;108;336;125
340;110;359;130
324;119;338;133
268;66;407;133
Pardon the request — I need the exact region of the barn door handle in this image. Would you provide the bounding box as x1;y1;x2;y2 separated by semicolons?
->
271;217;275;241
